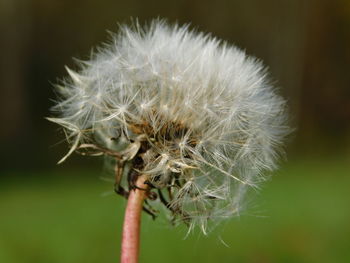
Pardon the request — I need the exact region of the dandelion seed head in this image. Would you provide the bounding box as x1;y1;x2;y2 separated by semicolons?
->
49;19;289;233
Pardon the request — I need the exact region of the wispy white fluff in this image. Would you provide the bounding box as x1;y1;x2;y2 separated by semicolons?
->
49;19;288;232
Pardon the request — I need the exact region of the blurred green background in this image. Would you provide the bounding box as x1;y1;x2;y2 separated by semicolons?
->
0;0;349;262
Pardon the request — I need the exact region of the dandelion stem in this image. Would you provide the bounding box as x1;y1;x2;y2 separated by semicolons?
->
121;174;149;263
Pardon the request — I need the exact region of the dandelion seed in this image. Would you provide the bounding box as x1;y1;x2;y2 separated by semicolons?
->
49;19;289;261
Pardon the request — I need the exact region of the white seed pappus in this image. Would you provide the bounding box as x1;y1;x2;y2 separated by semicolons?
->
49;20;289;233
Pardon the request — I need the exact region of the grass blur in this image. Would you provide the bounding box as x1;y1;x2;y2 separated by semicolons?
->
1;157;349;263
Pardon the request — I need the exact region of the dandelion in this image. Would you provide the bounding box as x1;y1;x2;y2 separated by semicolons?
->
49;19;288;263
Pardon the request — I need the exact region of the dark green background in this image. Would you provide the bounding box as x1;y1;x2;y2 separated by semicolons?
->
0;0;349;262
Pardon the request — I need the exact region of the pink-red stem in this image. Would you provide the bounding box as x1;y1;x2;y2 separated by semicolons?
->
120;174;148;263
